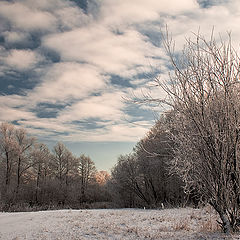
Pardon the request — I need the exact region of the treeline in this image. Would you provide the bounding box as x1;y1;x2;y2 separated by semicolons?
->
0;119;187;212
109;113;187;208
0;123;111;211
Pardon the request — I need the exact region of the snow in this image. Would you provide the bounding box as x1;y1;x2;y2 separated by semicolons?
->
0;207;239;239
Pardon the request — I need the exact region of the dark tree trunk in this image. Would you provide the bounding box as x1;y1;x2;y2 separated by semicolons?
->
220;212;231;234
16;156;21;195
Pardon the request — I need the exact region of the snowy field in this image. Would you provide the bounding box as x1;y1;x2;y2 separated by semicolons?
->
0;207;240;240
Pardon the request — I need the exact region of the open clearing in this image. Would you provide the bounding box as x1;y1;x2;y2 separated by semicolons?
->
0;207;239;240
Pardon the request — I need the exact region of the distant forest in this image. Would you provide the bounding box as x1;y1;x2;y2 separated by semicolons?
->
0;118;186;212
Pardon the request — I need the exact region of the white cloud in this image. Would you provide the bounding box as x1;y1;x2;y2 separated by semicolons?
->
0;106;35;123
2;31;28;44
162;1;240;51
54;5;90;30
0;0;92;33
18;119;71;134
57;121;151;142
43;26;160;75
58;91;126;122
5;49;42;70
1;0;240;144
21;0;66;11
100;0;198;26
0;95;28;108
0;94;34;123
28;62;106;104
0;1;57;32
106;122;150;141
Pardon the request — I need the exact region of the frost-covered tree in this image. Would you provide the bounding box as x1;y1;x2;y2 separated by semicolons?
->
32;143;52;203
52;142;70;184
0;123;16;187
153;31;240;233
15;128;35;195
110;116;185;208
78;154;96;203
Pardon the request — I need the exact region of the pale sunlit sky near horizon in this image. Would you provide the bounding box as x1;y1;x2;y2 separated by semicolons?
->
0;0;240;170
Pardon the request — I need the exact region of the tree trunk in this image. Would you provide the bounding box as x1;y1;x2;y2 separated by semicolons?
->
16;156;21;195
220;212;231;234
5;152;10;186
35;162;41;204
214;205;231;234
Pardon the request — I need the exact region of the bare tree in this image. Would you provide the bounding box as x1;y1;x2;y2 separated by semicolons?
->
78;154;96;203
64;150;78;186
135;115;185;207
95;171;110;185
110;154;140;207
52;142;69;184
15;128;35;195
110;117;185;208
32;143;51;203
0;124;111;210
0;123;16;187
111;154;153;207
154;31;240;233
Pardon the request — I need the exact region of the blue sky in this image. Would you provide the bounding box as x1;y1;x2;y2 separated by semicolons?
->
0;0;240;170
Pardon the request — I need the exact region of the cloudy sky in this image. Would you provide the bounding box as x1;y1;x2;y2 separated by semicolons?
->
0;0;240;170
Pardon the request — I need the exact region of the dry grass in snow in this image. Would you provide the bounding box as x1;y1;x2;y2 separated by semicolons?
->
0;207;240;240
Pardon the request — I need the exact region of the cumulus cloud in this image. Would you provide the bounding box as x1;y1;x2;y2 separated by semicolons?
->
100;0;198;26
164;4;240;51
5;49;42;70
2;31;28;44
21;0;67;11
0;107;34;122
0;1;57;32
58;91;126;122
43;26;160;75
54;4;91;30
1;0;240;144
18;119;71;135
28;62;106;104
0;94;34;122
54;121;152;142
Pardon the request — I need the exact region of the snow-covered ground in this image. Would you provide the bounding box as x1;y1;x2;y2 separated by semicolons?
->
0;207;239;240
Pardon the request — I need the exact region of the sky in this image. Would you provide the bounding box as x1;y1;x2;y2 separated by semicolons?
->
0;0;240;171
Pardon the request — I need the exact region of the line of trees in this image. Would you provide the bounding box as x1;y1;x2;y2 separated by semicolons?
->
109;114;186;208
0;120;193;213
0;123;110;211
